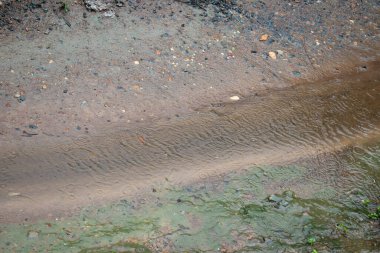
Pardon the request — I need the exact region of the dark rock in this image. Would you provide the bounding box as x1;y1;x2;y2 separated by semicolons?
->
17;95;26;103
116;0;125;7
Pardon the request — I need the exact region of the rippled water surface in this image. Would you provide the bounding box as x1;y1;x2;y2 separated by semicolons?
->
1;141;379;252
1;63;379;220
0;65;379;252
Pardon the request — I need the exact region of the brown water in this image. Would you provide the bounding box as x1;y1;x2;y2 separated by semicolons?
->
1;62;379;222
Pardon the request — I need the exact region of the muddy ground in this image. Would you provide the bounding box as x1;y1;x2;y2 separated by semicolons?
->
1;0;379;144
0;0;379;223
0;1;380;252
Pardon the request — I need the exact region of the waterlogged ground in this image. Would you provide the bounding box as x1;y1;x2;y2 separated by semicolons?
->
1;1;380;252
1;142;379;252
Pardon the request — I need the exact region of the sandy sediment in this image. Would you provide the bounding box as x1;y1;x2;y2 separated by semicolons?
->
0;0;379;222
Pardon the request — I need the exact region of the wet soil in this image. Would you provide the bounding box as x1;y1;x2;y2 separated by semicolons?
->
0;141;379;252
1;61;379;223
0;0;379;249
1;0;379;143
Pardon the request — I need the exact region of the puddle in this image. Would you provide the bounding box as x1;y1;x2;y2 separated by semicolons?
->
0;140;379;252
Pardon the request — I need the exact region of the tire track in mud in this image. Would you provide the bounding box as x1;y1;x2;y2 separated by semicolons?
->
0;66;379;222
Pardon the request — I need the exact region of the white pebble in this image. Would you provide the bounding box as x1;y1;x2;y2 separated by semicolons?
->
230;96;240;101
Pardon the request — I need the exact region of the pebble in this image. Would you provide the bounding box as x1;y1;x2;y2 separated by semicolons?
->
8;192;21;197
134;61;140;65
230;95;240;101
103;10;115;18
259;34;269;41
84;0;111;11
268;51;277;60
18;96;26;102
292;71;301;77
14;92;21;98
42;84;47;89
28;231;39;239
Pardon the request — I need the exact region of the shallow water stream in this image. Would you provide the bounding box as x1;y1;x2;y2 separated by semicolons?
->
1;141;379;252
0;63;379;252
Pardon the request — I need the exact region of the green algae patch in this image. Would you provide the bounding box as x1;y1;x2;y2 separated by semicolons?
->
1;145;380;252
79;241;151;253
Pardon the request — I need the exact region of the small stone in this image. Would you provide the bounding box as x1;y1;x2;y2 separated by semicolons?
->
103;10;115;17
292;71;301;77
131;84;140;91
14;92;21;98
134;61;140;65
42;84;47;89
268;194;282;203
18;96;26;103
116;0;125;7
230;95;240;101
29;124;38;129
268;51;277;60
276;50;284;56
84;0;112;12
8;192;21;197
259;34;269;41
28;231;39;239
49;60;54;64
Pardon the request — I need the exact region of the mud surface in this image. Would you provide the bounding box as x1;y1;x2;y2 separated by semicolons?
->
1;0;379;142
0;1;380;252
1;61;380;223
